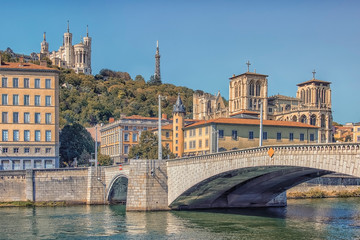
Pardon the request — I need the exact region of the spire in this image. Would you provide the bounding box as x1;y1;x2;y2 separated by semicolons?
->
154;40;161;81
43;32;46;41
86;25;89;37
67;20;70;33
173;93;186;113
312;69;316;79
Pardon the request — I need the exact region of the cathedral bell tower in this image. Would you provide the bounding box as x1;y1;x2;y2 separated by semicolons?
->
173;93;186;157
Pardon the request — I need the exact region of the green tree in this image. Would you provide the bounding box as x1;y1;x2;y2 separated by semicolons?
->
148;75;162;85
59;123;95;167
128;131;174;159
97;153;113;166
134;75;145;83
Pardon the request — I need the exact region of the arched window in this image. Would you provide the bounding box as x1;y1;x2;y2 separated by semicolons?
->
285;104;291;111
292;115;297;122
238;84;241;97
217;103;221;111
249;99;253;108
310;114;317;126
322;89;326;103
321;114;326;128
255;81;261;96
301;89;305;102
300;115;307;124
234;83;238;98
207;101;212;113
249;81;254;96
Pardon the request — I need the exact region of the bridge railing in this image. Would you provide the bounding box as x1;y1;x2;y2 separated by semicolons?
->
168;143;360;163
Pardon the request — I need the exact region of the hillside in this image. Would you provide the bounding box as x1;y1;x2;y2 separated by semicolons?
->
59;69;195;127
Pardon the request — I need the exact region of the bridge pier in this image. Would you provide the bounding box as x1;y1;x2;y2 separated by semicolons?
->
126;159;169;211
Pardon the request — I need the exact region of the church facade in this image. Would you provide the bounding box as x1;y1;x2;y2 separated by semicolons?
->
193;65;333;143
39;22;92;75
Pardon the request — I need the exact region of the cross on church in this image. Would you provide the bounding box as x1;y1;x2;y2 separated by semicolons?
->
246;61;251;72
312;69;316;79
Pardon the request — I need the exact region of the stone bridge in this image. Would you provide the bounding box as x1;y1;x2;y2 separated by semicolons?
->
0;143;359;211
167;143;360;209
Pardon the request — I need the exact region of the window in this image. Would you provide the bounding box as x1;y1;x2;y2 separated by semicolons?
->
24;148;30;153
166;131;170;138
184;142;187;150
13;112;19;123
219;130;224;138
176;147;178;151
124;126;128;130
2;130;8;141
357;136;360;142
176;126;178;131
2;112;8;123
133;126;137;131
184;131;187;138
232;130;237;140
310;133;315;142
300;133;305;141
176;119;178;123
13;95;19;105
13;148;19;153
124;133;129;141
2;147;8;153
289;133;294;141
24;95;30;105
13;78;18;88
45;79;51;89
35;130;41;141
1;78;7;87
205;139;209;147
24;112;30;123
35;113;41;124
45;113;51;124
35;95;41;106
124;145;129;154
357;127;360;132
176;140;178;144
205;126;209;135
35;148;41;153
277;132;282;141
24;78;29;88
13;130;19;141
199;140;202;148
263;132;268;140
35;79;40;88
176;133;178;138
166;143;169;149
268;108;273;113
46;148;51;153
199;128;202;136
24;130;30;141
46;130;51;141
249;131;254;140
132;133;138;142
45;96;51;106
2;94;8;105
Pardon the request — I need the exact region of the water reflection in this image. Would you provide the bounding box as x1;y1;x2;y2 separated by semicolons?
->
0;198;359;239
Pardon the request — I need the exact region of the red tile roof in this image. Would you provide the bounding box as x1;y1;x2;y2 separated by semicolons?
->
185;117;319;129
0;61;56;71
123;115;160;121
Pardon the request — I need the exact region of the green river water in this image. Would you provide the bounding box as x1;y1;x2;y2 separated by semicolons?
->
0;198;359;239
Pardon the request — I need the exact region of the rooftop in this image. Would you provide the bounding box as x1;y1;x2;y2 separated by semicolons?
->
0;61;57;72
185;117;319;129
297;78;331;87
229;72;268;80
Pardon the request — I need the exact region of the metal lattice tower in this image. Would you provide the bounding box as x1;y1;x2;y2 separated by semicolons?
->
155;40;161;80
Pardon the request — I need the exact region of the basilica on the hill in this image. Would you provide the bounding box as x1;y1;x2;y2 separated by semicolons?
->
39;21;92;75
193;62;333;143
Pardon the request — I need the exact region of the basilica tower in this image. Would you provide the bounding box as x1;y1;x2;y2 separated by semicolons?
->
40;32;49;55
63;21;74;67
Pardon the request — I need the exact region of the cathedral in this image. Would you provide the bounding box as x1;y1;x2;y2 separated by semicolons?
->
193;63;333;143
39;22;92;75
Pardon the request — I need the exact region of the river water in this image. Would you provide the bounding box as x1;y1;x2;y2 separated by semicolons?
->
0;198;360;239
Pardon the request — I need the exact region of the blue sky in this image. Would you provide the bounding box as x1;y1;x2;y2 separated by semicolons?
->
1;0;359;124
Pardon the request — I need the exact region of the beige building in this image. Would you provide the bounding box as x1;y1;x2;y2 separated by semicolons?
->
0;58;59;170
354;123;360;143
193;66;333;143
183;118;319;156
39;22;92;75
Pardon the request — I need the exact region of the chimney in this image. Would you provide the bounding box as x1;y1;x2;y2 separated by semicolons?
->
162;113;167;120
109;117;115;123
40;60;47;67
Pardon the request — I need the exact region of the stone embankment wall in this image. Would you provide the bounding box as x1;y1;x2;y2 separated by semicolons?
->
0;171;27;201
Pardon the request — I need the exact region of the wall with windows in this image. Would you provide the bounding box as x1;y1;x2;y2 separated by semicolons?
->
0;64;59;170
183;126;211;155
354;125;360;143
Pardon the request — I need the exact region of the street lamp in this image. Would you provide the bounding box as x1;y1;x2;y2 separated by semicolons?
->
259;100;263;147
158;95;166;160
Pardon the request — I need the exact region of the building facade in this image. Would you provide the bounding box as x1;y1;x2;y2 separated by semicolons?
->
0;59;59;170
353;123;360;143
100;115;171;164
193;66;333;143
39;22;92;75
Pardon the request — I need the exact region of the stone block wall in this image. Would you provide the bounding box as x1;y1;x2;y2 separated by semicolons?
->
126;159;169;211
0;171;26;201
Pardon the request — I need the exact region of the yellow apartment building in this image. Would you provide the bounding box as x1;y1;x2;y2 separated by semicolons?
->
0;59;59;170
354;123;360;143
183;118;319;156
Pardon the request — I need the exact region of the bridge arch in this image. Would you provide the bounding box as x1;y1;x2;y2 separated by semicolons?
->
106;174;129;204
167;143;360;209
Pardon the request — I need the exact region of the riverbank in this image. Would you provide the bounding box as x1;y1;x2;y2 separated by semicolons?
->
287;187;360;199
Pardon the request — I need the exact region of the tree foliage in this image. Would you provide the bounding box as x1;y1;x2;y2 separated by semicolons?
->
128;131;174;159
148;75;162;86
59;69;194;127
59;123;95;167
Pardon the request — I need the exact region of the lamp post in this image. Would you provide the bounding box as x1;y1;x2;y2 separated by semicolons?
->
259;100;263;147
95;124;98;174
158;95;166;160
